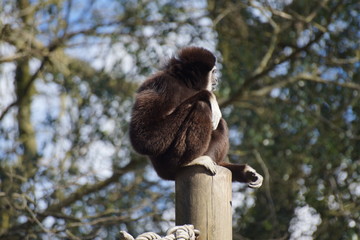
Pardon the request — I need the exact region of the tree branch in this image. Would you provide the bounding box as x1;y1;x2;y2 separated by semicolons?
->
249;75;300;97
253;150;277;225
0;56;48;121
219;0;345;108
300;73;360;91
248;72;360;99
0;160;142;238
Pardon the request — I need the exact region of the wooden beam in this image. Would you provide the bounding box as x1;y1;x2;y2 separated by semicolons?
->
175;165;232;240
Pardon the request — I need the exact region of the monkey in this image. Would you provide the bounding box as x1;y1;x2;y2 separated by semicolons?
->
129;47;263;188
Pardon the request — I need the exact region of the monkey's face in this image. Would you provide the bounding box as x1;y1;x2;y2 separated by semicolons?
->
206;66;218;91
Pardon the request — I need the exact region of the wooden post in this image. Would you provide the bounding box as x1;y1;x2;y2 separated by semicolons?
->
175;165;232;240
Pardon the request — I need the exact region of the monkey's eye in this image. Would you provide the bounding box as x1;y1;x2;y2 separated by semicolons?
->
212;77;218;91
212;78;218;85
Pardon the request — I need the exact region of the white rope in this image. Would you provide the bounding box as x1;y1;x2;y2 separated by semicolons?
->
119;224;200;240
119;231;135;240
136;232;162;240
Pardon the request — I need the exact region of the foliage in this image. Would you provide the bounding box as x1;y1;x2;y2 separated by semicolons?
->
0;0;212;239
208;0;360;239
0;0;359;239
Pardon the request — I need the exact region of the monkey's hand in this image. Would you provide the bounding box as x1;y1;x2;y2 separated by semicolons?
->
184;155;217;175
244;165;263;188
209;93;222;130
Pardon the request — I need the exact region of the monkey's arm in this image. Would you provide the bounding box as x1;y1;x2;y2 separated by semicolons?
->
177;90;213;109
219;163;263;188
130;90;214;156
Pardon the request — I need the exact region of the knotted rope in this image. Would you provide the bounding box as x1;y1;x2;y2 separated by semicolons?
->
119;224;200;240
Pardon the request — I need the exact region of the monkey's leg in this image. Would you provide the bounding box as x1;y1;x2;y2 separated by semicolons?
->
173;100;213;163
203;119;263;188
152;100;214;180
219;162;263;188
182;118;229;175
203;118;229;163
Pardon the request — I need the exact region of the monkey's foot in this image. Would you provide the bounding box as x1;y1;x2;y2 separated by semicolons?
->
244;165;263;188
184;155;217;175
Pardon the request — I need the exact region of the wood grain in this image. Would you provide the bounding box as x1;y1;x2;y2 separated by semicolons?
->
175;165;232;240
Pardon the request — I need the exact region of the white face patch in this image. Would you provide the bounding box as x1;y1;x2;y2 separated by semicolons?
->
206;66;217;91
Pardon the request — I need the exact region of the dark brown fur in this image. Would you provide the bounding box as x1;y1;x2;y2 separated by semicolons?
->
129;47;260;184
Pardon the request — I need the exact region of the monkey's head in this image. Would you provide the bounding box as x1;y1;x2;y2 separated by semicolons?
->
165;47;218;91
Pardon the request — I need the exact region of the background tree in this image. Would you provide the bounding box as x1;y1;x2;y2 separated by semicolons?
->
0;0;214;239
0;0;359;239
207;0;360;239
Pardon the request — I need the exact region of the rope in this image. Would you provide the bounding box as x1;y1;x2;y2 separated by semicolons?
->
119;224;200;240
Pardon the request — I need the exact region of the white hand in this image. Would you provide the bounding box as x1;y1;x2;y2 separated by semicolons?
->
183;155;217;175
209;93;222;130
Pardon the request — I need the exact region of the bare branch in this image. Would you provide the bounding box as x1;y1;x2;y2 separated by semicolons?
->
253;150;277;225
0;56;48;121
1;160;142;238
249;1;281;77
249;75;300;97
248;0;279;29
212;2;242;26
219;0;345;108
17;0;59;20
300;73;360;91
267;8;293;20
287;0;329;32
250;72;360;99
327;54;360;65
0;53;27;63
46;162;138;214
253;30;280;76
